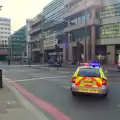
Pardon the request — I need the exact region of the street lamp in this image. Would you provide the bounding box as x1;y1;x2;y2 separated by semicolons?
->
55;38;60;70
84;0;87;62
0;5;2;10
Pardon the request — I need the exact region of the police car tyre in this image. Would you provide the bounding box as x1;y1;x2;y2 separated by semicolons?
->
102;92;108;98
71;91;77;96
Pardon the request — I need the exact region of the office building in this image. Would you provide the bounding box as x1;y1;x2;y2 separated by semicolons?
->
0;17;11;60
43;0;67;63
29;13;44;63
63;0;103;63
0;17;11;45
100;1;120;64
8;26;26;60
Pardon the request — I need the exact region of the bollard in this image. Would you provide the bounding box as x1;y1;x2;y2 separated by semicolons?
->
0;69;2;88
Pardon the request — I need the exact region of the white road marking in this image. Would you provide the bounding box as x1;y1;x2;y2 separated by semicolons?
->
57;71;70;73
7;76;69;82
117;105;120;107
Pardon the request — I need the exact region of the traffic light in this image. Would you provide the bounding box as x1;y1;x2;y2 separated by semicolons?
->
55;44;59;53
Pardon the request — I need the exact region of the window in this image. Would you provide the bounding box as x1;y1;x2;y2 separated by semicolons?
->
100;23;120;39
78;16;82;23
82;15;85;22
78;68;100;77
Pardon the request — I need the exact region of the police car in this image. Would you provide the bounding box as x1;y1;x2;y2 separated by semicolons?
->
71;63;108;98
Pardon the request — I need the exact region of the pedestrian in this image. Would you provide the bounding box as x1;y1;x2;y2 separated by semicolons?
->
8;58;10;66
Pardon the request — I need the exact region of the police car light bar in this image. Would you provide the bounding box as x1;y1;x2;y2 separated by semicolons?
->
83;62;101;68
90;63;101;68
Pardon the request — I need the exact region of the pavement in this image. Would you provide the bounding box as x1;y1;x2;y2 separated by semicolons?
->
1;64;120;120
0;77;51;120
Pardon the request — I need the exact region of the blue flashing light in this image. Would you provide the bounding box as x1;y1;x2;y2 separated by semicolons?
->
90;63;101;68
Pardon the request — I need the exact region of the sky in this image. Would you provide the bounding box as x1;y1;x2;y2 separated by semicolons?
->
0;0;52;33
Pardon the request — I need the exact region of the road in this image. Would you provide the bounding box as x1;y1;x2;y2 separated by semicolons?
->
2;65;120;120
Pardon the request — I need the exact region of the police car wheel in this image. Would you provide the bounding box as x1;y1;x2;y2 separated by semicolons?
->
102;92;108;98
72;91;77;96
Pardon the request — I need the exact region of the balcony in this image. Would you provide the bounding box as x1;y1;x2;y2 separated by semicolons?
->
44;38;57;50
32;43;40;52
100;38;120;45
64;0;79;6
64;18;100;32
43;20;62;30
29;25;43;35
30;14;44;27
55;30;64;36
64;0;103;18
45;30;64;39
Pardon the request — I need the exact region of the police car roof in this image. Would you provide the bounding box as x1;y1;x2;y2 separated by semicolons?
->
79;66;101;69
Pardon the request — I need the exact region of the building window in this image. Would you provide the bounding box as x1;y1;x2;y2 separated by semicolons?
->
100;23;120;39
100;3;120;19
78;16;82;23
82;15;85;22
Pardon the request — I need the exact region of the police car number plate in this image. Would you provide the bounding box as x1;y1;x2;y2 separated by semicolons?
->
78;88;99;93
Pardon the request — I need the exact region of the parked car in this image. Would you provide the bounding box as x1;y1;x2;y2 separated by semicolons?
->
48;59;62;67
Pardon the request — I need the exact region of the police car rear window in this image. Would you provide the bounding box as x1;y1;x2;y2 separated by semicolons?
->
78;68;100;77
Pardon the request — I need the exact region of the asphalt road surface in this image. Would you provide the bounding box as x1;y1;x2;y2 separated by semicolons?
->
2;65;120;120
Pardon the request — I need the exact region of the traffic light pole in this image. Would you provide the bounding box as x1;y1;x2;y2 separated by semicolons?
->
55;44;59;70
0;5;2;11
84;0;87;62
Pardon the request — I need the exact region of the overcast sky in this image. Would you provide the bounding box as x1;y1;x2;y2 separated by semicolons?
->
0;0;52;33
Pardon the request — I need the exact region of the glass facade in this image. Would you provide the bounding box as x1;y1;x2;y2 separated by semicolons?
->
70;12;91;25
8;26;27;56
100;23;120;39
43;0;66;25
100;2;120;19
70;27;91;42
43;0;67;46
100;2;120;39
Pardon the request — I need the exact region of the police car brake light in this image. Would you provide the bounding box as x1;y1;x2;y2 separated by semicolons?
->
84;63;89;66
102;79;107;85
72;77;76;83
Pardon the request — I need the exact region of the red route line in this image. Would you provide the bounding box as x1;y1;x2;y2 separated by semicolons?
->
7;79;71;120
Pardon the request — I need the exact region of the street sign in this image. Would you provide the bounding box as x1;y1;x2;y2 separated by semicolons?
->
64;40;68;48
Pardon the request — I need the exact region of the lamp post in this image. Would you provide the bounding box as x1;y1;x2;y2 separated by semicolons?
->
55;38;59;70
0;5;2;11
10;37;13;61
84;0;87;62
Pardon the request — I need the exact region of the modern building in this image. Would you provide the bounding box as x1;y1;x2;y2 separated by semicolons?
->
43;0;67;63
100;0;120;64
29;13;44;63
63;0;104;63
8;26;26;60
0;17;11;60
28;0;120;64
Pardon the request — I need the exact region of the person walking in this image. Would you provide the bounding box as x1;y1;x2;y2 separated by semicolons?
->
8;58;11;66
